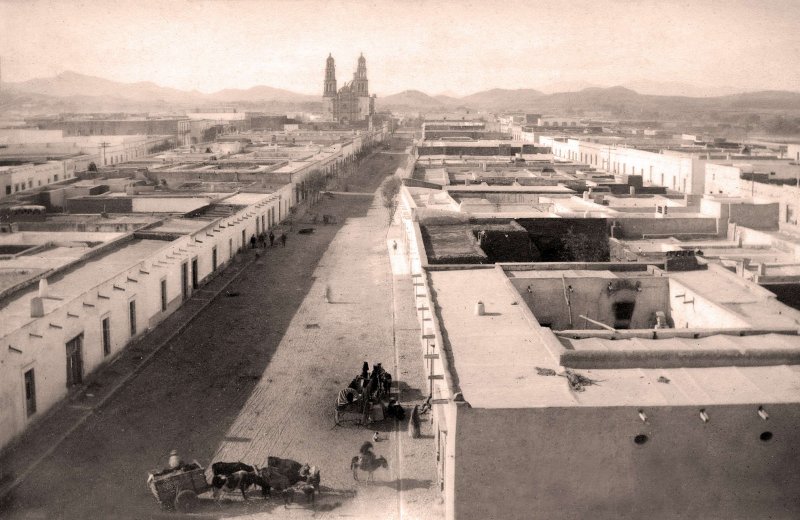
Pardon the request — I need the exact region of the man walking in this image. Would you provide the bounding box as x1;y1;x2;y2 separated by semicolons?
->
280;232;287;247
269;230;275;246
249;234;256;249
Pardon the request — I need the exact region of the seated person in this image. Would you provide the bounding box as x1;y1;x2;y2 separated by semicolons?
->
337;387;360;407
386;399;405;420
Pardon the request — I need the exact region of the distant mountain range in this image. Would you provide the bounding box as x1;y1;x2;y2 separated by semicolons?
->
2;71;800;116
376;86;800;116
1;71;319;113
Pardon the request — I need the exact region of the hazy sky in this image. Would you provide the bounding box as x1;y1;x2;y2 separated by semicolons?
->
1;0;799;96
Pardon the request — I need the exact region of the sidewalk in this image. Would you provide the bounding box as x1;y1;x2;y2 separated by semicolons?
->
389;238;444;519
0;252;256;501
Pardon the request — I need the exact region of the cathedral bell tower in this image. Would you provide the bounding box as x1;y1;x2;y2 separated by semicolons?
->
353;53;368;96
324;53;337;97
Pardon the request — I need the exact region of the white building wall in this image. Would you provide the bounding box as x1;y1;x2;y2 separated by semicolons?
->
1;161;78;198
540;135;704;194
0;186;292;451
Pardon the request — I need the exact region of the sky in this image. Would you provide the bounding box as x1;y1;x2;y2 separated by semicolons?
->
1;0;799;97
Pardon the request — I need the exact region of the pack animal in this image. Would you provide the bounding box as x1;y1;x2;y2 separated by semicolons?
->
211;462;255;476
210;469;267;500
266;456;304;484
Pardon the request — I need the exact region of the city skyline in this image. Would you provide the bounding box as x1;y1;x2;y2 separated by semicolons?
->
2;0;799;97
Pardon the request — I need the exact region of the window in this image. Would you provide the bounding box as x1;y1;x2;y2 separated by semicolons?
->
24;369;36;417
160;279;168;311
129;300;137;336
54;175;59;181
5;186;10;195
102;317;111;356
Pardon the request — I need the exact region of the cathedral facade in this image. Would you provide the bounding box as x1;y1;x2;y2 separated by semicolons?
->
322;54;375;124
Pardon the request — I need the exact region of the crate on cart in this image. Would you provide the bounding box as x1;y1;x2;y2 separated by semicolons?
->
147;463;208;512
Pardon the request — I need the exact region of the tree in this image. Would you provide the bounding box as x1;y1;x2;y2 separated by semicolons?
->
305;169;327;204
559;226;609;262
87;162;98;172
380;175;402;225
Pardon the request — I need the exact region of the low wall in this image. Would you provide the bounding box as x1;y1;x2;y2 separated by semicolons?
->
66;197;133;214
612;216;721;239
455;404;800;520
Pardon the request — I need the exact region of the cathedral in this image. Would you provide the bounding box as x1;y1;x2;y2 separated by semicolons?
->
322;53;375;125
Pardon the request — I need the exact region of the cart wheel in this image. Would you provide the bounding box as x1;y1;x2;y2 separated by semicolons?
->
175;490;199;512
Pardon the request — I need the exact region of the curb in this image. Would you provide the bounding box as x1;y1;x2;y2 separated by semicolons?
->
0;254;258;501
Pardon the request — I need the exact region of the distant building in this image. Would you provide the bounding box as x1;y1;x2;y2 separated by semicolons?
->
322;54;375;124
29;117;190;138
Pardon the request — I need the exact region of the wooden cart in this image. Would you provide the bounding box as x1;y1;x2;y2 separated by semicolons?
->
147;463;209;512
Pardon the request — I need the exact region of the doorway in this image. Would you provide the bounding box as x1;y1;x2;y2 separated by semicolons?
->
613;301;636;329
191;257;198;289
181;261;189;300
65;334;84;387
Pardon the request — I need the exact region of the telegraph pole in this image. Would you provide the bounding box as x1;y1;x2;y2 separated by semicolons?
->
99;141;110;166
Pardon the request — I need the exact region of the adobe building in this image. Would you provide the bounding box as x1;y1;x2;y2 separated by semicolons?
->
0;185;290;451
0;123;390;452
395;143;800;519
398;215;800;519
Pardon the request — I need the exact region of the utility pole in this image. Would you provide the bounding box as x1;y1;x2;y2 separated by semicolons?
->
99;141;110;167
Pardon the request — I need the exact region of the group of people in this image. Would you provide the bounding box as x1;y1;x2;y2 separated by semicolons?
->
351;361;392;400
249;230;287;249
345;361;408;421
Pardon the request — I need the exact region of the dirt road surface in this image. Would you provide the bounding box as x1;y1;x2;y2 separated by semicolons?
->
0;138;442;520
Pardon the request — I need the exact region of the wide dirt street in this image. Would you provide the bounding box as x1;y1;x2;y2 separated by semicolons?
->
0;137;443;520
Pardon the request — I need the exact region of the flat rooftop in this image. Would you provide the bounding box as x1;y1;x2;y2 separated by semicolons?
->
1;238;168;335
427;266;800;410
444;185;575;194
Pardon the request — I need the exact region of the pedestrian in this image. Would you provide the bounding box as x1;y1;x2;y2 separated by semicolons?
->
408;404;421;438
250;234;256;249
269;230;275;246
258;232;266;248
280;232;287;247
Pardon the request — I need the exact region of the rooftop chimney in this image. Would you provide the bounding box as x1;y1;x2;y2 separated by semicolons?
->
31;297;44;318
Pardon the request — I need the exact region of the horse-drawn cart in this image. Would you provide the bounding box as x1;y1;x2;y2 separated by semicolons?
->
334;387;370;426
335;364;391;426
147;463;208;512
